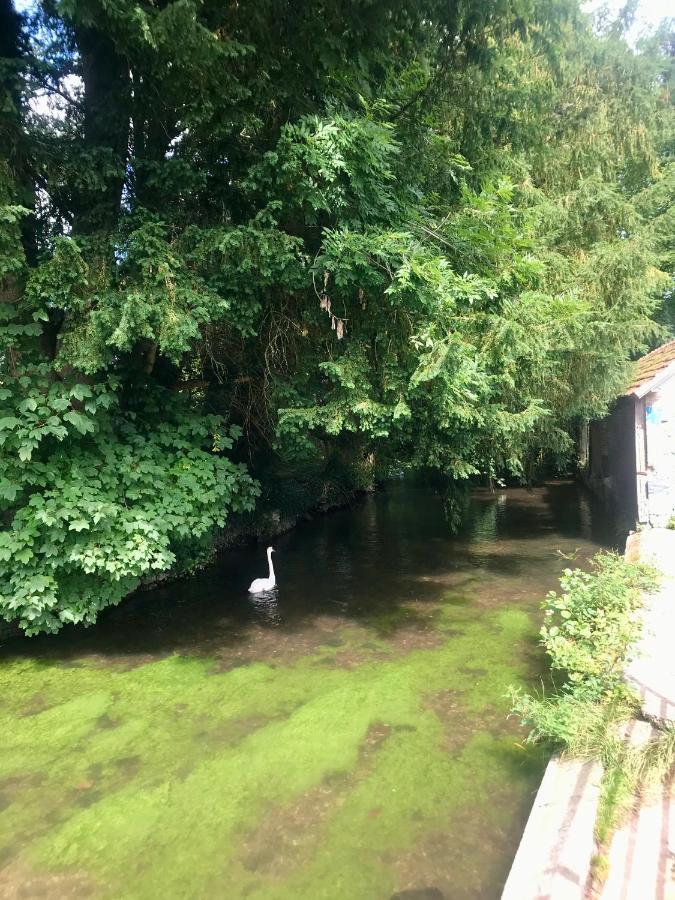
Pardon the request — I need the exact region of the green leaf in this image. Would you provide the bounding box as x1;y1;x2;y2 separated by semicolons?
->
68;519;90;532
64;410;95;435
18;397;38;413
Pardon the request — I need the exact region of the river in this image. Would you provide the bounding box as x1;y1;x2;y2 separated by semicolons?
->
0;481;614;899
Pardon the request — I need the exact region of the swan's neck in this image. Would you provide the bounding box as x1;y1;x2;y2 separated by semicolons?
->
267;549;275;584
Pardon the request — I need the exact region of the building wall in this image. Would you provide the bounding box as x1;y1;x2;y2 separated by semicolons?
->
587;374;675;530
644;378;675;527
587;396;638;531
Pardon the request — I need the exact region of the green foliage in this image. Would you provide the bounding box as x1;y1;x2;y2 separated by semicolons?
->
55;220;233;371
540;553;658;699
1;0;673;631
0;379;258;634
511;552;657;740
245;114;403;226
510;551;657;757
511;688;635;757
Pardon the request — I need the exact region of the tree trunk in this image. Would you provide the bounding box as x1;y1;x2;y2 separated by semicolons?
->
0;0;37;267
72;26;131;234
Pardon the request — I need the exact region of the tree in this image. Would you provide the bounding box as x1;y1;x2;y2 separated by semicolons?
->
0;0;672;632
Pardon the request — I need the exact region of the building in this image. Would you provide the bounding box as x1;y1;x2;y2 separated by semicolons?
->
586;339;675;530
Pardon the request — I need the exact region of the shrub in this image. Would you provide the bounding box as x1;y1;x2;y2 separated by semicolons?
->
511;551;657;747
541;553;657;700
0;384;259;635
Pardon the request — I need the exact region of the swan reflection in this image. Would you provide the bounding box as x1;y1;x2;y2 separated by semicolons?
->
249;589;281;626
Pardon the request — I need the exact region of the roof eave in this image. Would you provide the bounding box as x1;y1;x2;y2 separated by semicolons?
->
631;359;675;399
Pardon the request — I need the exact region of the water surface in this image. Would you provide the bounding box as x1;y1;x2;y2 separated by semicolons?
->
0;481;613;899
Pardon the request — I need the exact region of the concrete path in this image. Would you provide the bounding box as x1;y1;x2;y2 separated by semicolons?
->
624;530;675;725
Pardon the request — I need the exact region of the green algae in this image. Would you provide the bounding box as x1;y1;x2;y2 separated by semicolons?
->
0;602;544;899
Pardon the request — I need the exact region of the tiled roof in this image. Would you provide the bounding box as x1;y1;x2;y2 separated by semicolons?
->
626;339;675;395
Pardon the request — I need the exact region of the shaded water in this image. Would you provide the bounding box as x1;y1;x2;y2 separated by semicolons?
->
0;481;614;900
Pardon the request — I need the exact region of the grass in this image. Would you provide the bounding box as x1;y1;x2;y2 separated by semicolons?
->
595;720;675;845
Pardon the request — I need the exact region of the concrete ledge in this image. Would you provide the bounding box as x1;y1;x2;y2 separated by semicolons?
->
501;755;603;900
599;773;675;900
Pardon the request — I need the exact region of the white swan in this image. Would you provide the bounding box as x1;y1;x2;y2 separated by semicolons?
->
248;546;276;593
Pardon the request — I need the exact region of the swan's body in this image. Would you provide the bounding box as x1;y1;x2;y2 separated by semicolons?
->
248;546;276;593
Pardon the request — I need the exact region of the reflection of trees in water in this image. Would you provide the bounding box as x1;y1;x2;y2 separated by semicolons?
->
548;486;586;539
438;483;616;551
310;490;418;588
465;497;501;543
545;482;617;547
579;492;592;541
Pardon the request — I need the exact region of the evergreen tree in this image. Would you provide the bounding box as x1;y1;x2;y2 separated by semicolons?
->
0;0;672;633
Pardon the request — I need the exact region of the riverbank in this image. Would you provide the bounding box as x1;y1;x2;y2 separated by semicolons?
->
595;529;675;900
0;485;372;645
501;528;675;900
